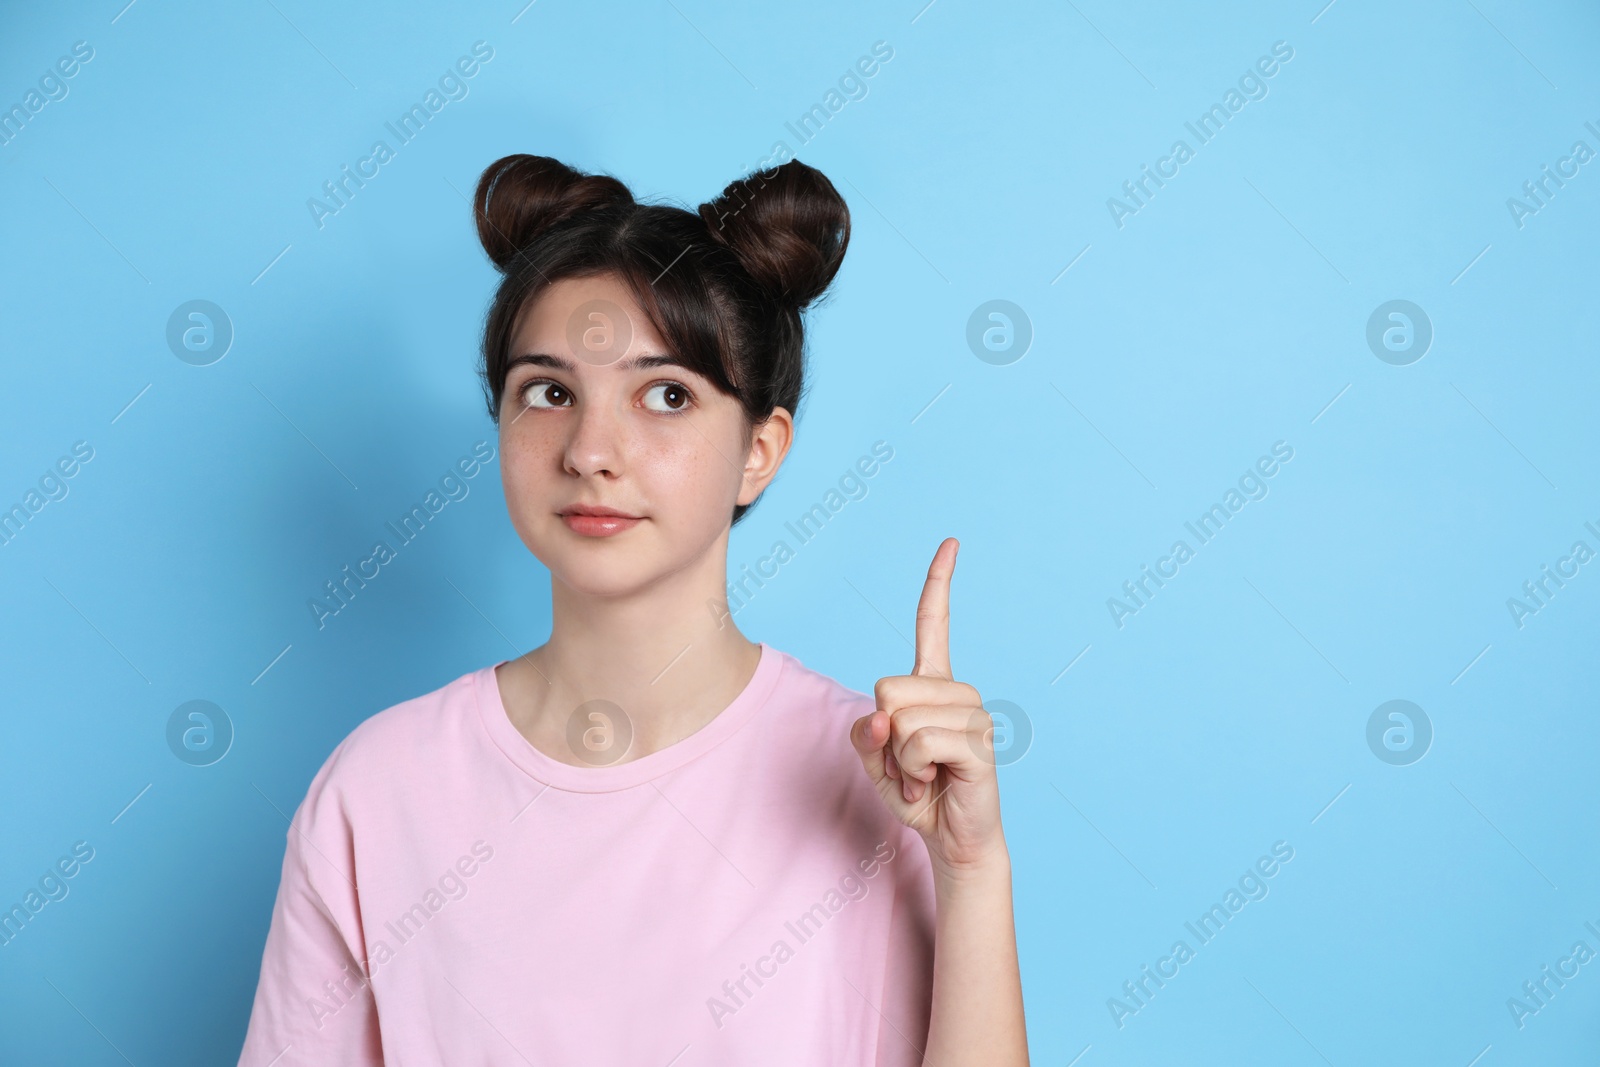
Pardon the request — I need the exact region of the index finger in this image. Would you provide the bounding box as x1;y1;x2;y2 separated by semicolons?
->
912;537;958;679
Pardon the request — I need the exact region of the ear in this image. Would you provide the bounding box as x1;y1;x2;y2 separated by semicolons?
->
738;406;794;506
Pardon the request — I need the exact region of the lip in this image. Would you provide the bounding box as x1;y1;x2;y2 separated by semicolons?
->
558;504;643;538
560;505;641;519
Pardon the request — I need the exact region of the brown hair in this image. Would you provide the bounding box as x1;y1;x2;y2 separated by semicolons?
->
472;154;850;526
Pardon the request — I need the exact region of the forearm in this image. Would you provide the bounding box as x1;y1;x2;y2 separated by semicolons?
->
921;850;1028;1067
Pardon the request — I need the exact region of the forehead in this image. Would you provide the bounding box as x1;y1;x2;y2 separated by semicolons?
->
512;273;668;359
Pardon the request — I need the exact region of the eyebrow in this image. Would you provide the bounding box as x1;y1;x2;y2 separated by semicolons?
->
507;352;690;374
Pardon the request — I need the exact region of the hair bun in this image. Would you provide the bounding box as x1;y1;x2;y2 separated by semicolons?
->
473;154;634;272
698;159;850;313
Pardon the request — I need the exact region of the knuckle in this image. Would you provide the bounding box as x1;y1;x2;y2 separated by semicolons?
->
889;713;914;746
903;727;936;764
875;676;907;709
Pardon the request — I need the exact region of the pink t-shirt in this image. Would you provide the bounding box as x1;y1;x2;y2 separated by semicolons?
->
237;642;936;1066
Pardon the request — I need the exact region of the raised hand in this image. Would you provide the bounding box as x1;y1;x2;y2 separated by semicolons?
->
849;537;1008;876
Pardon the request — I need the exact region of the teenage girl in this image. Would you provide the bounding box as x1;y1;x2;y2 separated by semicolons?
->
237;154;1027;1066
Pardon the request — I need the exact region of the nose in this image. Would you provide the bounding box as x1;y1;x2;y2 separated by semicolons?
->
562;390;626;479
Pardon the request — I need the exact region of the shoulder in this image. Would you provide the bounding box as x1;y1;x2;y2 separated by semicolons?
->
764;646;933;879
290;663;486;829
767;644;876;722
333;664;481;770
758;645;884;775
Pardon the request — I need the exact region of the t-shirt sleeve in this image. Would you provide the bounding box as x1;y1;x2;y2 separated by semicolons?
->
236;746;384;1067
874;821;937;1067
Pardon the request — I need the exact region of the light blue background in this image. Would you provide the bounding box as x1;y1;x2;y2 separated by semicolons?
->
2;0;1596;1063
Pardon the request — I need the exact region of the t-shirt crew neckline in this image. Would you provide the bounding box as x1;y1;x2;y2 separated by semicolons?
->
473;642;784;793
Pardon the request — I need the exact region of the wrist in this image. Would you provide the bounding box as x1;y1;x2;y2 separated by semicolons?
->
930;844;1012;894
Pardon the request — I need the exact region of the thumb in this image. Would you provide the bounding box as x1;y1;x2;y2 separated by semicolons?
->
850;709;890;787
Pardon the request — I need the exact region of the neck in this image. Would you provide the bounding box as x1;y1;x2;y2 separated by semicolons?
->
508;533;761;761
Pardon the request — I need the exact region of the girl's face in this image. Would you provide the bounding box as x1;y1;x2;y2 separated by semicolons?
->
498;272;790;598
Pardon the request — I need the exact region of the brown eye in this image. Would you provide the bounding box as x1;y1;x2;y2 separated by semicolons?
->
643;381;693;414
520;379;571;409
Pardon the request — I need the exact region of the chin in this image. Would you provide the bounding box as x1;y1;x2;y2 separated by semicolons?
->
529;525;653;592
551;554;668;598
